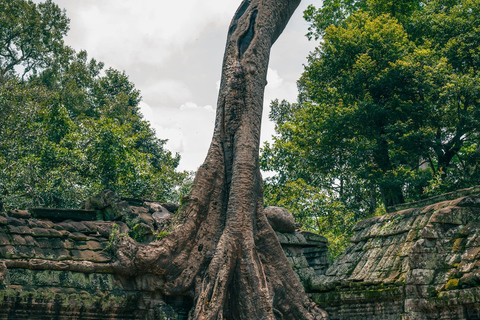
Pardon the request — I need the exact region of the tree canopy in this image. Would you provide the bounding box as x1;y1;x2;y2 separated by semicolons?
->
0;0;184;211
262;0;480;258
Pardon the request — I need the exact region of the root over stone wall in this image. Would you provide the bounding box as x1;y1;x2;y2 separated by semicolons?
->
0;193;327;320
1;191;480;319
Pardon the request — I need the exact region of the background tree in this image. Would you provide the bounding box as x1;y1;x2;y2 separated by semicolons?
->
0;0;69;81
0;0;184;210
262;0;480;257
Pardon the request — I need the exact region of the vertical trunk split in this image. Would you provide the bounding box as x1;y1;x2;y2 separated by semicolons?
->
115;1;328;319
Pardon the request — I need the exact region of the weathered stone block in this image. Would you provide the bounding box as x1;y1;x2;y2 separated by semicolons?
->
264;206;296;233
0;245;16;258
30;208;99;222
408;253;439;269
405;269;435;285
7;210;31;219
70;232;88;241
70;249;110;263
30;227;51;237
457;260;476;273
0;231;10;246
462;247;480;261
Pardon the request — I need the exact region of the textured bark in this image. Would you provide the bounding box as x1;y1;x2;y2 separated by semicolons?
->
114;0;328;319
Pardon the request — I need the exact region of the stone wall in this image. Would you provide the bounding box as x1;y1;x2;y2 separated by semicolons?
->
386;185;480;213
4;189;479;319
0;212;186;319
0;193;328;319
310;196;480;319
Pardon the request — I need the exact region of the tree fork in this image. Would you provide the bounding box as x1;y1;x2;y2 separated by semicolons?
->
114;0;328;318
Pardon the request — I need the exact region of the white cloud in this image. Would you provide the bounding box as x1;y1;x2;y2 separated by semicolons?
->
42;0;317;171
141;80;192;107
57;0;241;69
141;101;215;171
267;68;284;89
180;102;215;112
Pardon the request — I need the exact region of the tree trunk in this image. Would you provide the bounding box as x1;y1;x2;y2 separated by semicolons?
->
374;135;405;208
120;0;328;319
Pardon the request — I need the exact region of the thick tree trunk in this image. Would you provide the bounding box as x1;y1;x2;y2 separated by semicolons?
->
110;0;327;318
123;0;328;319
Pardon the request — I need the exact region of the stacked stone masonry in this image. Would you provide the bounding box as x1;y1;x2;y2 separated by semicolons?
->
311;195;480;319
0;192;328;320
2;189;480;319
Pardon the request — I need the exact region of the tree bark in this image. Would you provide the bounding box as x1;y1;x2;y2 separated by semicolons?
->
120;0;328;319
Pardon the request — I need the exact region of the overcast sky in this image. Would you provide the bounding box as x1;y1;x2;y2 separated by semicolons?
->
51;0;318;171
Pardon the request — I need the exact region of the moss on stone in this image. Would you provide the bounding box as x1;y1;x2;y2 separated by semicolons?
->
445;278;460;291
452;238;465;252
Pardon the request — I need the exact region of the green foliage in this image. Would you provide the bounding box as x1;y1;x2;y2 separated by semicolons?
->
0;0;69;80
156;231;170;241
104;223;129;256
263;177;357;259
0;0;185;211
263;0;480;258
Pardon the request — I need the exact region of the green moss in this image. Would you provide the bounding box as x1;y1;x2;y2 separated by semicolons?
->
452;238;465;252
445;278;459;290
156;231;170;240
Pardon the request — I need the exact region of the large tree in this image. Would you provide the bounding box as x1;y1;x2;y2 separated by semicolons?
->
263;0;480;213
113;0;327;319
260;0;480;259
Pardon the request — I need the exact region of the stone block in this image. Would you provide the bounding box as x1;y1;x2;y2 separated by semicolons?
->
8;210;31;219
462;247;480;261
405;269;435;285
48;229;65;238
301;231;328;245
75;240;105;251
383;270;401;284
457;261;475;273
10;234;26;245
69;222;92;234
408;253;439;269
430;207;463;225
459;271;480;288
0;231;10;246
276;231;307;245
405;284;436;298
6;217;26;226
138;213;154;225
32;220;55;229
466;234;480;248
22;235;36;246
0;245;16;258
7;225;31;235
264;206;296;233
70;232;88;241
30;228;51;237
419;225;439;239
70;249;110;263
30;208;98;222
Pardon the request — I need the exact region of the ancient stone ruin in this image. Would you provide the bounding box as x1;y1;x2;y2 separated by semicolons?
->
311;187;480;319
1;187;480;319
0;190;328;319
